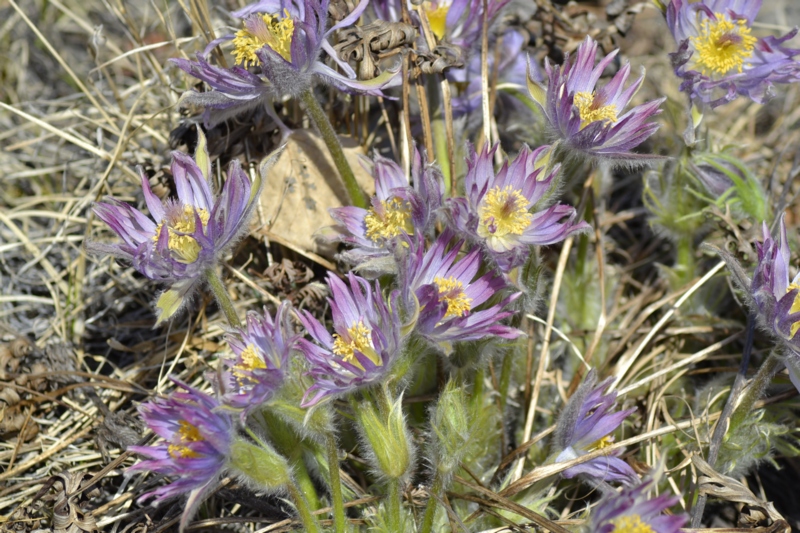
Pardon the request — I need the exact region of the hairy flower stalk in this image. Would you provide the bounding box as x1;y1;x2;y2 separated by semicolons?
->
527;36;664;162
666;0;800;107
90;130;260;324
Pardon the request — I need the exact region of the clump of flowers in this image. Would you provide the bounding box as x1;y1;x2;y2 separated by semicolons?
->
90;131;260;323
589;476;687;533
297;273;404;406
666;0;800;107
552;369;638;485
447;142;590;271
527;36;664;163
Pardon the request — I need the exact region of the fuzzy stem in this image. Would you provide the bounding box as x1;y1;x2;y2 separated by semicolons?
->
387;477;402;531
326;434;347;533
498;351;513;413
205;268;241;328
300;88;367;208
419;470;443;533
728;352;782;433
286;481;321;533
427;75;451;193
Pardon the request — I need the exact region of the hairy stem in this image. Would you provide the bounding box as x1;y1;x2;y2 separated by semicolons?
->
326;434;347;533
387;477;402;531
205;268;241;328
300;88;367;208
419;470;443;533
286;481;321;533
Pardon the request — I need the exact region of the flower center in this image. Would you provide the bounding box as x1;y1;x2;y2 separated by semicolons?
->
332;320;381;368
433;276;472;319
690;13;756;76
425;1;451;40
588;435;614;451
787;283;800;338
573;91;618;128
168;420;204;459
233;11;295;66
364;197;414;242
610;514;655;533
153;205;211;264
232;343;267;385
478;186;533;238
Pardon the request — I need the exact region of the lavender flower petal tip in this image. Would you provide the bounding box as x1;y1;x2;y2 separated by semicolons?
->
128;380;232;505
297;272;403;406
446;142;591;271
90;129;261;324
528;36;664;163
553;368;639;485
220;301;299;413
591;475;687;533
666;0;800;107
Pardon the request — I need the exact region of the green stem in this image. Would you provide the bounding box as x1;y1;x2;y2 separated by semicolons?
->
387;477;402;532
427;75;451;193
300;88;367;208
286;481;321;533
729;353;782;431
498;351;513;413
419;471;443;533
326;434;347;533
205;268;241;328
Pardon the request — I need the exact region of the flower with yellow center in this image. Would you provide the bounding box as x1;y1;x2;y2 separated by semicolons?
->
478;186;533;238
232;343;268;385
573;91;618;128
786;282;800;338
424;0;451;40
168;420;204;459
152;205;211;264
610;514;655;533
434;276;472;318
332;320;381;368
690;13;757;77
588;435;614;451
364;197;414;242
233;11;295;67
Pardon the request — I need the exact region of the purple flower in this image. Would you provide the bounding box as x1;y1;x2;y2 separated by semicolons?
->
298;273;402;406
400;232;522;349
128;381;232;504
322;148;444;266
220;302;298;412
527;36;664;162
422;0;510;49
172;0;398;127
666;0;800;107
553;369;638;485
447;142;590;271
91;131;259;323
591;476;687;533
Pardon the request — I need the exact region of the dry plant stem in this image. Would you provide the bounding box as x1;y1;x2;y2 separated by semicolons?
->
427;76;452;192
205;268;242;328
480;0;491;145
326;434;347;533
287;480;322;533
300;88;367;209
690;314;755;527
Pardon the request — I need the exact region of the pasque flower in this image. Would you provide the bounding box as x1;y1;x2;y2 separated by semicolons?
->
220;302;298;413
172;0;398;126
400;232;522;349
553;369;638;485
91;131;259;323
527;36;664;162
297;273;403;406
590;476;686;533
129;381;233;504
322;148;444;266
447;142;590;271
666;0;800;107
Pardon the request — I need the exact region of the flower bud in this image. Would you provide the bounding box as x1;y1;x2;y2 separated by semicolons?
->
229;438;291;490
429;380;471;478
356;395;414;480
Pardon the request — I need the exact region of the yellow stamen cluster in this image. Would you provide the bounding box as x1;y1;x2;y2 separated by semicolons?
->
168;420;204;459
690;13;757;76
332;321;380;368
233;11;295;67
574;91;618;128
588;435;614;451
610;514;655;533
787;283;800;338
434;276;472;319
364;197;414;242
425;1;451;40
153;205;211;264
478;186;533;238
232;344;267;384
